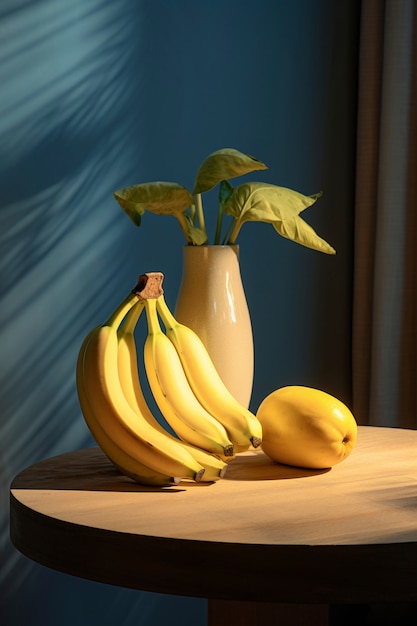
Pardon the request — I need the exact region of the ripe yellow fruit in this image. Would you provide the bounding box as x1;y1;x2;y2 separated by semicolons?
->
256;386;358;469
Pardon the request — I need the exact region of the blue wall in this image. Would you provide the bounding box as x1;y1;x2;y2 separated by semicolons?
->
1;1;359;624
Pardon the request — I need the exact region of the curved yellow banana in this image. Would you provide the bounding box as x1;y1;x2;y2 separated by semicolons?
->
78;292;206;483
156;294;262;452
143;298;234;459
77;330;179;486
117;302;228;479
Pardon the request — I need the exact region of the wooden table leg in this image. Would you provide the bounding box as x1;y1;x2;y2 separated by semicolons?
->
208;600;329;626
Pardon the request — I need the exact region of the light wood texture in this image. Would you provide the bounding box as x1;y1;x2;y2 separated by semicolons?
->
10;426;417;613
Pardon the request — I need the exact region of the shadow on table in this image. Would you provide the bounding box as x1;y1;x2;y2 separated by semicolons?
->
11;447;330;493
223;450;330;481
10;447;188;493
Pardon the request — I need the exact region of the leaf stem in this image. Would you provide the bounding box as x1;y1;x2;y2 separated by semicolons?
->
214;202;224;245
221;219;234;244
189;203;196;223
196;193;206;232
227;219;242;245
176;212;193;243
221;217;242;244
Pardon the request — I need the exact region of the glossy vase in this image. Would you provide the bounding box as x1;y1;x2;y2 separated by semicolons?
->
174;244;254;408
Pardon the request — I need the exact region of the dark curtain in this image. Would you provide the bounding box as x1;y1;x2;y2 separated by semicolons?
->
353;0;417;428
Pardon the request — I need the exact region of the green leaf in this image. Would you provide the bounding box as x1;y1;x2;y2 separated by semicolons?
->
114;182;194;225
225;182;335;254
183;214;209;245
214;181;234;244
225;182;321;220
271;217;335;254
193;148;268;195
218;180;234;209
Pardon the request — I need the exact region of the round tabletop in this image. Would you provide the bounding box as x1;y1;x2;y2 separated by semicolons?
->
9;426;417;604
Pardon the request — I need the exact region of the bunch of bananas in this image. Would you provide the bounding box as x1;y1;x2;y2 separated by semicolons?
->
76;272;263;486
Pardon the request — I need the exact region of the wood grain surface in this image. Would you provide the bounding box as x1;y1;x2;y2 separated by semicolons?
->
10;426;417;605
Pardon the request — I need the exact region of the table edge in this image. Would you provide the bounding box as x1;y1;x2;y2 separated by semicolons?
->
10;489;417;604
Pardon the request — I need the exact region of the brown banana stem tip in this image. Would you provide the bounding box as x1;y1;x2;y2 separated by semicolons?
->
250;436;262;449
219;465;228;479
195;468;206;482
224;444;235;457
133;272;164;299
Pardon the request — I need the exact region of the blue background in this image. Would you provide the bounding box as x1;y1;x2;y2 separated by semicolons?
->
1;1;359;624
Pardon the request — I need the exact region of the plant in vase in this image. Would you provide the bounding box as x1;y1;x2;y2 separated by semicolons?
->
113;148;335;252
113;148;335;407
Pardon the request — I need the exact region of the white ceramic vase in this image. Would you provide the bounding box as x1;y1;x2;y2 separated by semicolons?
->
174;244;254;408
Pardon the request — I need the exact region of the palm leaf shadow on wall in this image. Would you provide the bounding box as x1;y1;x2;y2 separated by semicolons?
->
0;0;146;601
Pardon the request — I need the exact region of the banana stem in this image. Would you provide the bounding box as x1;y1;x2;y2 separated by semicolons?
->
121;300;145;335
105;292;140;329
155;295;177;330
105;273;164;330
144;298;162;335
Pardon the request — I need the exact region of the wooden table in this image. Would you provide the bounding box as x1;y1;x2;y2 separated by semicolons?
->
9;426;417;625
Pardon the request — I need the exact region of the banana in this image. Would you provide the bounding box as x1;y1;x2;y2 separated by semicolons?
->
77;283;206;484
143;297;235;459
77;330;179;486
117;301;228;480
156;294;263;452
